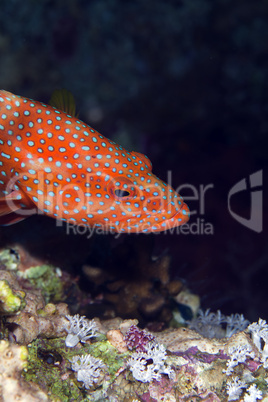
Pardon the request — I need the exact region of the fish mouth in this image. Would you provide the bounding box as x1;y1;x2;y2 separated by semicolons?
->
112;201;190;233
139;201;190;233
171;202;190;223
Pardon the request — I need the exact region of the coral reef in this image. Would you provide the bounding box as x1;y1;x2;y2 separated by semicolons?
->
0;249;70;345
20;315;268;400
0;244;268;400
0;0;266;331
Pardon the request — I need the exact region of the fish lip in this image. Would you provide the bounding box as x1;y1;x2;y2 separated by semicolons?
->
170;201;190;222
117;201;190;233
147;202;190;232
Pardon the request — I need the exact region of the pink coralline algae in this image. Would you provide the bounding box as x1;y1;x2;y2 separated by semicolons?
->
124;324;155;352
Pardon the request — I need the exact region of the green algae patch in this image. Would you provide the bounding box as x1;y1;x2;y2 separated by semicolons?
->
23;338;84;402
19;345;28;362
23;337;130;401
23;265;49;279
86;340;130;380
19;265;64;304
0;249;19;271
0;279;25;313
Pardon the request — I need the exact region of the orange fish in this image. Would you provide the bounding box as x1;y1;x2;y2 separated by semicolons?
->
0;89;189;233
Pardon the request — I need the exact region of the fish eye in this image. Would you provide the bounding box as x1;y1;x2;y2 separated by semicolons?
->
114;189;130;197
107;177;137;198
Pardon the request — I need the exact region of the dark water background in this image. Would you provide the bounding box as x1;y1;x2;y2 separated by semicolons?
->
0;0;267;321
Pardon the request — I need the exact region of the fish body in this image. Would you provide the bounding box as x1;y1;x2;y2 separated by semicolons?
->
0;90;189;233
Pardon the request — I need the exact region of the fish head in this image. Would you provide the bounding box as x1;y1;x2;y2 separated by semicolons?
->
94;150;190;233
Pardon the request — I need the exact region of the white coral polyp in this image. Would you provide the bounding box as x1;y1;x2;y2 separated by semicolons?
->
248;318;268;368
243;384;262;402
224;344;255;375
128;342;175;383
71;354;105;389
188;309;249;339
226;376;246;401
248;318;268;351
65;314;97;347
129;354;162;382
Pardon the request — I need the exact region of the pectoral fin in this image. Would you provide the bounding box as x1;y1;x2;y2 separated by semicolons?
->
0;190;36;225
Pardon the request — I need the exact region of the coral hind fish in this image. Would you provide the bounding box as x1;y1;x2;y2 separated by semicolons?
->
0;89;189;233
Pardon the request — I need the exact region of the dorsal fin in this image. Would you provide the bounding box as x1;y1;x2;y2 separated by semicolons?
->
131;151;153;171
49;89;77;117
